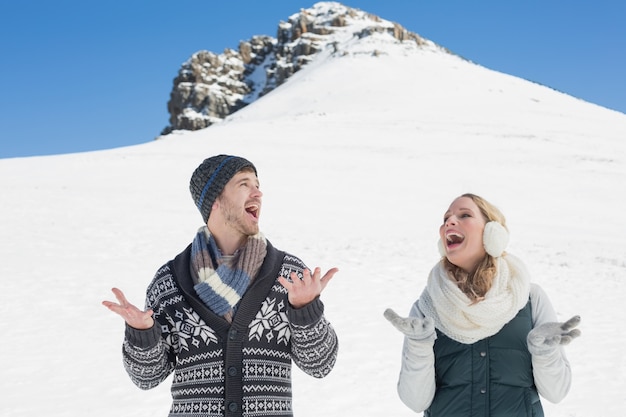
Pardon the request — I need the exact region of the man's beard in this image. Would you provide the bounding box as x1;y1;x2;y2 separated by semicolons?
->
220;197;259;236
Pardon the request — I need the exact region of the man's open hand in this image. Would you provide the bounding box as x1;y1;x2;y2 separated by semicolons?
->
102;287;154;330
278;267;338;309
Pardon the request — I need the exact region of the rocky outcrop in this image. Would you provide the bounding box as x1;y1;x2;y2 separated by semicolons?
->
161;2;431;135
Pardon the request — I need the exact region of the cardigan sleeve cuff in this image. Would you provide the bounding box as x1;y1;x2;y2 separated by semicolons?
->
124;322;161;349
288;296;325;326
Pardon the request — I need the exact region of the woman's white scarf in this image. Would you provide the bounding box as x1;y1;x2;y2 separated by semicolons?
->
418;253;531;344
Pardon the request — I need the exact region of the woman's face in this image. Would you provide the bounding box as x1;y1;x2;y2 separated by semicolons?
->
439;196;487;272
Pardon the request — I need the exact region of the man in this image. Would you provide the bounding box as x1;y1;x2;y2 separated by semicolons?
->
103;154;339;417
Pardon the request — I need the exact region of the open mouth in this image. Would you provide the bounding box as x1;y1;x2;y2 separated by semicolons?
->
446;231;464;248
245;203;259;219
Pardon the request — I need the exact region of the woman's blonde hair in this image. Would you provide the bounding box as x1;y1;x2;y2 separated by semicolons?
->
443;193;508;302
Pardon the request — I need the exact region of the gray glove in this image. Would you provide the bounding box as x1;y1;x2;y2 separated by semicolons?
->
527;315;581;355
384;308;436;343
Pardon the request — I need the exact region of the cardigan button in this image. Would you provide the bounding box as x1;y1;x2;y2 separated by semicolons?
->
228;402;238;412
480;351;486;357
228;366;237;376
480;388;487;394
229;329;238;340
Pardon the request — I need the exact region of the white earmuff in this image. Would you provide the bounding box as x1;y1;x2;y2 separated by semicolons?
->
483;221;509;258
437;238;446;257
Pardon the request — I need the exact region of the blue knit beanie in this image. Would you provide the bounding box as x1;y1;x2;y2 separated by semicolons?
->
189;155;257;223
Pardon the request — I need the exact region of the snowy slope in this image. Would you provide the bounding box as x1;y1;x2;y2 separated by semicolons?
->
1;6;625;416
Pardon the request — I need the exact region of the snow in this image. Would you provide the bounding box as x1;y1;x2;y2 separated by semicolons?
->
1;9;626;416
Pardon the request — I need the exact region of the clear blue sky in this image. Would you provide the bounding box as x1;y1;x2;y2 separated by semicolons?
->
1;0;624;158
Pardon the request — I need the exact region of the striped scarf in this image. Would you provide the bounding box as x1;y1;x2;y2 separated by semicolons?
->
190;226;267;322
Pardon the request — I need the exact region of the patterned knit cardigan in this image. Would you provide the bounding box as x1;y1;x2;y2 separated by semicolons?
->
122;240;338;417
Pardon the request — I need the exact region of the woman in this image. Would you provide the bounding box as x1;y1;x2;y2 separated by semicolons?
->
384;193;580;416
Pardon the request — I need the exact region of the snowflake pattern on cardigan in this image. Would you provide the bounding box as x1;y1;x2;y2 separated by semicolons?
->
121;241;338;417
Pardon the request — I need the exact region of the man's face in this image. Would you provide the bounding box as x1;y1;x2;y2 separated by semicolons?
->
214;169;262;238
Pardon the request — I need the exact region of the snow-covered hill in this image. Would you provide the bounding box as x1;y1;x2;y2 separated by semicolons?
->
1;2;625;416
163;1;436;133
